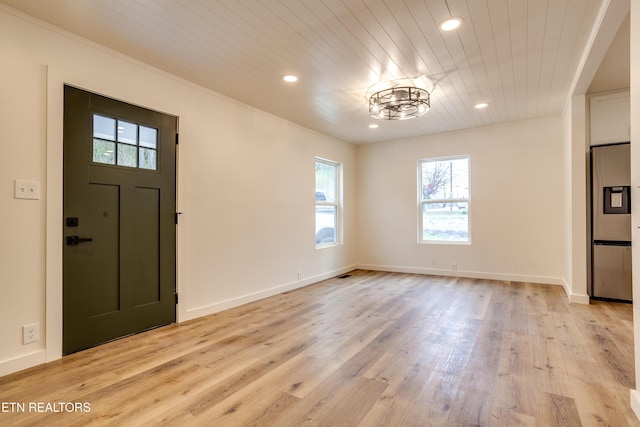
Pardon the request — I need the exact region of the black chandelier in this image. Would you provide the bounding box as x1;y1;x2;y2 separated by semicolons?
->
369;86;430;120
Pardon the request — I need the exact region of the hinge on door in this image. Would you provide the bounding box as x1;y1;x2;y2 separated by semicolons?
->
175;134;179;145
175;212;182;224
175;293;179;305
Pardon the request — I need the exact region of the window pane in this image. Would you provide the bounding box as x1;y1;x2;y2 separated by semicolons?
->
421;158;469;200
316;161;337;203
117;120;137;145
93;115;116;141
139;126;157;148
139;148;157;170
422;202;468;242
93;115;158;171
93;139;115;164
117;144;137;167
316;206;336;245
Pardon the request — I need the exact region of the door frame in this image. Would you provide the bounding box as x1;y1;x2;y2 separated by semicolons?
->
45;72;181;363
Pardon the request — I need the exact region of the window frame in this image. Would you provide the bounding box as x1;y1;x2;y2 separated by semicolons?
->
418;154;471;245
315;157;342;248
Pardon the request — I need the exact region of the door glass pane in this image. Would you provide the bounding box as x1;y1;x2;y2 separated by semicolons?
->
93;139;115;164
92;115;159;171
139;148;157;170
93;115;116;141
316;206;336;245
117;144;137;167
422;202;468;242
117;120;137;145
139;126;157;148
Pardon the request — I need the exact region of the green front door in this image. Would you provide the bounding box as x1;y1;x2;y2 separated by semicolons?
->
63;85;177;354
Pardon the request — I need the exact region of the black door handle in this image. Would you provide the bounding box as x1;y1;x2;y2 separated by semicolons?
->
66;236;93;246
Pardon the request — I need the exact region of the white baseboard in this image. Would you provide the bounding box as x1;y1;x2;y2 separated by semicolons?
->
184;265;358;321
558;278;590;305
0;350;46;378
568;294;590;304
359;264;594;304
631;389;640;422
356;263;564;286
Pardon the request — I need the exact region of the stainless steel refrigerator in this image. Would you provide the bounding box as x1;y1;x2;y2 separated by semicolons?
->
591;143;632;302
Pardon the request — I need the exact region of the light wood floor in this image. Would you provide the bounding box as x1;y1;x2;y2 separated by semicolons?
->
0;270;637;426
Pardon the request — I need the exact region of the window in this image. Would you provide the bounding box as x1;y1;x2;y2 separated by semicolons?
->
419;155;470;243
316;158;341;247
92;114;158;170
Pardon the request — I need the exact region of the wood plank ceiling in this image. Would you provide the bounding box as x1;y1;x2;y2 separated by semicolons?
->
1;0;606;144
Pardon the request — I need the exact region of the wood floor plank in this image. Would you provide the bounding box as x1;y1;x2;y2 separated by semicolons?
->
444;297;507;425
545;393;582;426
251;372;388;427
490;407;536;427
0;270;637;426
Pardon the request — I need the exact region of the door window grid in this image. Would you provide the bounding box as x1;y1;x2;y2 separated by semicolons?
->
419;155;470;244
315;158;341;247
92;114;158;170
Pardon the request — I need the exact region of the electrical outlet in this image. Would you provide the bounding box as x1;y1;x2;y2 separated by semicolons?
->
451;263;458;272
298;271;302;281
23;323;40;344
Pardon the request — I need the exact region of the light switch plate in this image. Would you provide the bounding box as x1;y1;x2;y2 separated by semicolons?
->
14;180;40;200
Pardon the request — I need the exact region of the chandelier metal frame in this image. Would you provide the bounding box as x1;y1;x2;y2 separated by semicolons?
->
368;86;430;120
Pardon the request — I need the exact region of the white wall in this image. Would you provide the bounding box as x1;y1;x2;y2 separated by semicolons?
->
356;116;565;285
561;95;590;303
0;6;356;375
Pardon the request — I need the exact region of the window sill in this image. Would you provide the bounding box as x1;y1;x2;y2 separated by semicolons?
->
419;240;471;246
316;242;342;250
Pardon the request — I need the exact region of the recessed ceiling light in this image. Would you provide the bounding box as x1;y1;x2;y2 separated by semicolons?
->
369;124;379;129
440;17;463;31
475;102;489;109
283;74;298;83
